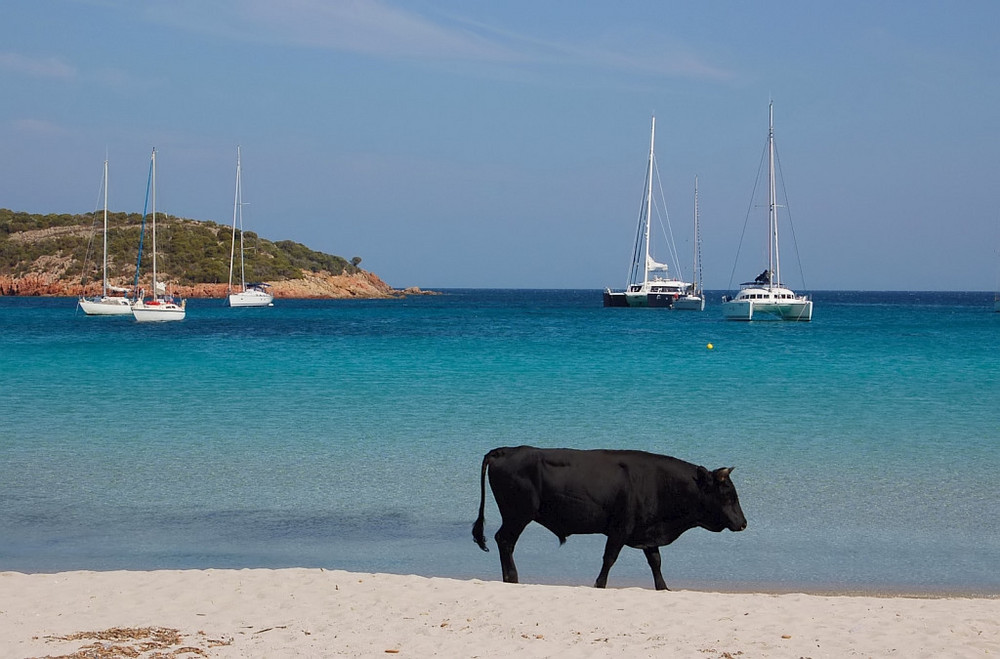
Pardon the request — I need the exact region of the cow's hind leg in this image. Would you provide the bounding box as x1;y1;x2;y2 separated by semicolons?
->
594;536;625;588
643;547;669;591
494;518;529;584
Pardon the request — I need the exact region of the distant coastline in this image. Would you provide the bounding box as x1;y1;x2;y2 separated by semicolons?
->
0;208;434;299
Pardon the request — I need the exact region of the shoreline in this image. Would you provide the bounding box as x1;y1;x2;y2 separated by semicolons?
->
7;566;998;600
2;568;997;657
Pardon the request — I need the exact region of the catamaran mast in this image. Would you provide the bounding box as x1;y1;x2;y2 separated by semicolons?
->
768;101;780;289
644;116;655;287
693;175;701;294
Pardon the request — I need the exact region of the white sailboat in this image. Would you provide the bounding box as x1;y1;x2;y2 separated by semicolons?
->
131;148;186;322
78;158;133;315
226;146;273;308
604;116;691;308
722;102;812;321
673;176;706;311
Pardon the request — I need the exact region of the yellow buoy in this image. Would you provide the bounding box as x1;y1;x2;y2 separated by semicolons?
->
706;343;714;350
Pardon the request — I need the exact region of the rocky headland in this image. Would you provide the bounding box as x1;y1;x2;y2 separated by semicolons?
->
1;208;433;299
0;270;430;299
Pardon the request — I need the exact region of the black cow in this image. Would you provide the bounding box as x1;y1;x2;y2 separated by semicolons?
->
472;446;747;590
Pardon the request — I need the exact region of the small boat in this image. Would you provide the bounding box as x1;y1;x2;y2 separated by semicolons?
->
604;116;690;308
227;147;273;308
722;102;812;321
131;148;186;322
78;158;133;315
672;176;706;311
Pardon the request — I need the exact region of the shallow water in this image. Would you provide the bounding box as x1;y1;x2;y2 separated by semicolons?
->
1;290;998;593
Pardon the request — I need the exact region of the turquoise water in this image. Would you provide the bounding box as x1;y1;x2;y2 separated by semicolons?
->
1;290;998;593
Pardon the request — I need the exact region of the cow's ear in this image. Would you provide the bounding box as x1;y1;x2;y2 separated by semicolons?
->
696;466;712;490
715;467;734;482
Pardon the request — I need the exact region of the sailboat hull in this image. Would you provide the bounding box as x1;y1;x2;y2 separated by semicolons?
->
673;294;705;311
78;297;133;315
132;300;186;322
227;290;274;307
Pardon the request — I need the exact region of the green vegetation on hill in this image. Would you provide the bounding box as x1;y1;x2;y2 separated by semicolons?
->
0;208;361;285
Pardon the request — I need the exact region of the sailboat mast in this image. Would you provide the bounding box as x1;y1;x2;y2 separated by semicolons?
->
151;148;157;297
644;116;655;287
238;148;246;290
768;101;780;288
101;158;109;298
228;147;240;294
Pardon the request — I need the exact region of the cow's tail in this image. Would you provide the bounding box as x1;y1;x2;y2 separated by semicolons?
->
472;449;497;552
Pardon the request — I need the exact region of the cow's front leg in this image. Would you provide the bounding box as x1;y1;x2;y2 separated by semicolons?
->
643;546;669;591
595;536;625;588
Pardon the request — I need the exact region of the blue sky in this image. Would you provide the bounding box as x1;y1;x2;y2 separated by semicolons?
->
3;1;998;290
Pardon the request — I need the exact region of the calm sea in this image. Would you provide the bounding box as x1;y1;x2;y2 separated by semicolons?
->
1;290;998;594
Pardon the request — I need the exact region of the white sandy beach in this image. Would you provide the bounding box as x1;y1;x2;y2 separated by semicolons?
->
1;568;997;658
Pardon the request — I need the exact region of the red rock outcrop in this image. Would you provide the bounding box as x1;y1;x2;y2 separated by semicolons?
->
0;270;432;299
0;273;74;296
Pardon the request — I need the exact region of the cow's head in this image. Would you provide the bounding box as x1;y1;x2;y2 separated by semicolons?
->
696;466;747;533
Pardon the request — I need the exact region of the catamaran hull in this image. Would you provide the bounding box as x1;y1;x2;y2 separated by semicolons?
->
603;291;676;308
603;291;628;307
722;299;812;321
79;297;133;316
644;293;676;308
227;291;274;307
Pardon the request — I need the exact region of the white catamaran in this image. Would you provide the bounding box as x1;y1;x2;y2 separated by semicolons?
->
131;148;186;322
722;102;812;321
226;146;273;308
673;176;706;311
604;116;691;308
78;158;133;315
